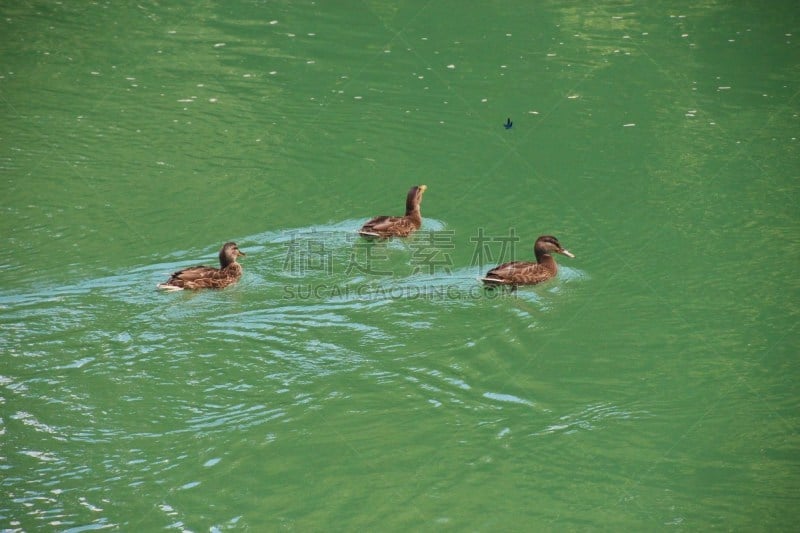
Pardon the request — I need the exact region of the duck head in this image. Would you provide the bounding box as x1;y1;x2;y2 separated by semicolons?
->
534;235;574;259
219;242;246;267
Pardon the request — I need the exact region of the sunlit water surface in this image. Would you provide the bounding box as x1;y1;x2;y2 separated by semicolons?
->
1;1;798;530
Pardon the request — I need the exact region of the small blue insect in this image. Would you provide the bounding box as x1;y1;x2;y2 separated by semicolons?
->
504;118;513;129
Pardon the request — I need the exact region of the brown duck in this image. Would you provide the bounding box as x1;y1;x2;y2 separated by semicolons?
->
157;242;246;291
358;185;427;238
481;235;574;287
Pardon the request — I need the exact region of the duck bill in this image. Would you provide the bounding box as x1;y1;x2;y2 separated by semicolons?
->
560;249;575;258
238;250;247;257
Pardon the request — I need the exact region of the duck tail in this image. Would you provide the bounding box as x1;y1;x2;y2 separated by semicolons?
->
156;283;184;291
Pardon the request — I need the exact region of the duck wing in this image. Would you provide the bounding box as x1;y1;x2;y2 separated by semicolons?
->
482;261;552;285
158;264;241;290
482;261;526;284
358;215;417;237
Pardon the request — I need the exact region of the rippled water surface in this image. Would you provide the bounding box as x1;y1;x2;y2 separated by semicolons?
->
2;1;798;530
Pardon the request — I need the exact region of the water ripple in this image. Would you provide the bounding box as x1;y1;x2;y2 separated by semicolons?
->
184;403;286;433
532;402;648;437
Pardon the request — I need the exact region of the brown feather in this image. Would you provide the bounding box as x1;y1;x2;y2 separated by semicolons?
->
482;235;574;287
359;185;426;238
157;242;245;291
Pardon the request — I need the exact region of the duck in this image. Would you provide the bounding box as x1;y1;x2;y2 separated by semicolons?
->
481;235;574;287
157;242;246;291
358;185;427;238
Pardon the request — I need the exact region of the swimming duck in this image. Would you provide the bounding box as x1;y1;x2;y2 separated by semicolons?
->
481;235;574;287
157;242;246;291
358;185;427;238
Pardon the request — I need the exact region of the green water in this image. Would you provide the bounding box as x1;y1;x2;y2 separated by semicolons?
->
2;1;798;530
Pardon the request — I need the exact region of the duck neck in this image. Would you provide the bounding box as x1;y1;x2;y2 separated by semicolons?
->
405;195;421;215
222;261;242;274
535;252;558;273
405;207;422;223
